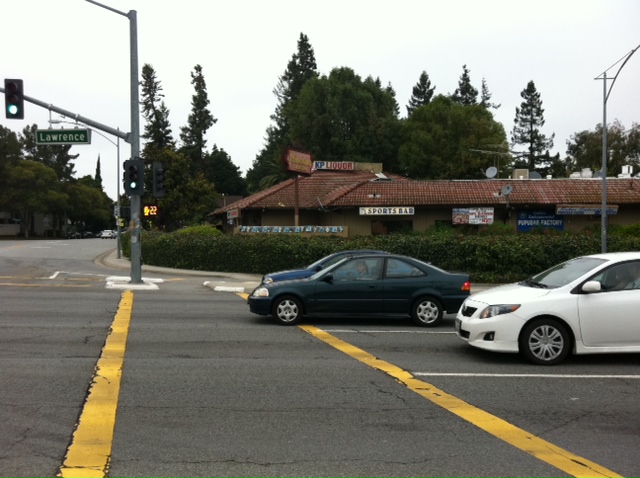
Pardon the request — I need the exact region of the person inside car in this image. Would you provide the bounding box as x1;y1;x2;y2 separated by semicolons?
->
356;260;370;279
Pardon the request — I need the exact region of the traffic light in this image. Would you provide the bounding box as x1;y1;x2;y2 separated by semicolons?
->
152;161;165;197
4;79;24;119
123;158;144;196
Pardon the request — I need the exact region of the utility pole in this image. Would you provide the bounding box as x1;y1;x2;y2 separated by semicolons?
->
595;43;640;253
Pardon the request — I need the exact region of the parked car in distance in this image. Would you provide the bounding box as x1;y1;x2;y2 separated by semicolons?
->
82;231;95;238
249;253;471;327
261;250;388;284
66;231;81;239
455;252;640;365
99;230;116;239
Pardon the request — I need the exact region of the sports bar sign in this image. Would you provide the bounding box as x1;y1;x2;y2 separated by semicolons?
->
359;207;415;215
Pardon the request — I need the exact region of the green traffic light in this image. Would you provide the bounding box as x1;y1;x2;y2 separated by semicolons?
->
7;105;18;115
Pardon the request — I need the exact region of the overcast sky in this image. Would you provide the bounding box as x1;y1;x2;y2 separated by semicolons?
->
3;0;639;200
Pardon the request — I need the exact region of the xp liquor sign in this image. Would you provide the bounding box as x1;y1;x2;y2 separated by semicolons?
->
36;129;92;145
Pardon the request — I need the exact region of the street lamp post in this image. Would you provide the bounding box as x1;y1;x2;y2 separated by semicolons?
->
86;0;142;283
50;118;123;258
595;43;640;253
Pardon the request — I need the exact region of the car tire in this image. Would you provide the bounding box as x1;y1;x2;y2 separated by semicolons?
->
411;297;443;327
519;318;571;365
271;296;303;326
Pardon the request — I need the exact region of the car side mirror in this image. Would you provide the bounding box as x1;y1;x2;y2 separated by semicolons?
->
322;273;334;283
582;281;602;293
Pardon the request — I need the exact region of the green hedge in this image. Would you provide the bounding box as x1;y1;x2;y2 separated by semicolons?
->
120;226;640;283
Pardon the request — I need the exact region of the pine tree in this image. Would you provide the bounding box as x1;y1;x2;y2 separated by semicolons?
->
511;80;554;171
95;155;103;189
451;65;478;106
406;71;436;116
480;78;500;110
140;64;174;151
246;33;318;192
179;64;217;172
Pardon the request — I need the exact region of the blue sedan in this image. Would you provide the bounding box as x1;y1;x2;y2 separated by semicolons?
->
249;254;471;327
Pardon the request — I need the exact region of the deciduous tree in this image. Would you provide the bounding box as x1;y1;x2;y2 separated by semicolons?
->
398;95;507;179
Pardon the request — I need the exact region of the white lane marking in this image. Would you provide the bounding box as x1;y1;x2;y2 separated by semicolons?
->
414;372;640;379
105;275;163;290
203;281;246;292
323;329;455;334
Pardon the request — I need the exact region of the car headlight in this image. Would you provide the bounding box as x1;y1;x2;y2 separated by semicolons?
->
252;287;270;297
479;304;521;318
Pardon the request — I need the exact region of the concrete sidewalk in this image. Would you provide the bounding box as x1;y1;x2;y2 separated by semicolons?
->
98;249;263;292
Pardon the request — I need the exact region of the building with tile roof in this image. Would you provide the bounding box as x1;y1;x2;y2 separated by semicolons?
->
212;162;640;236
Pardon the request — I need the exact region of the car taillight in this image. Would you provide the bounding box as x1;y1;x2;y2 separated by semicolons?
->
461;281;471;292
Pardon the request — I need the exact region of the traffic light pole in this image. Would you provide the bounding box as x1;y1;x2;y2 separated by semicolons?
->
2;2;144;284
86;0;142;284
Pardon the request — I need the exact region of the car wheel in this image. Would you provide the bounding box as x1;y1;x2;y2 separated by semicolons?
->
271;296;303;326
411;297;443;327
519;318;571;365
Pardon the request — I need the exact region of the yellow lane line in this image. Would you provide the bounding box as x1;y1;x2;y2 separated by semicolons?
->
58;291;134;478
300;325;622;478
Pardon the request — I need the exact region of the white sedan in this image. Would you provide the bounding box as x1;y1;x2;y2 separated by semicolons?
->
455;252;640;365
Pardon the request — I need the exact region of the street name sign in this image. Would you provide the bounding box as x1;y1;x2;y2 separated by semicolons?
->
36;128;92;145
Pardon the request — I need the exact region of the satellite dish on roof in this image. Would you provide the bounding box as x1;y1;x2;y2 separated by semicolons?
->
485;166;498;179
501;185;513;196
529;171;542;179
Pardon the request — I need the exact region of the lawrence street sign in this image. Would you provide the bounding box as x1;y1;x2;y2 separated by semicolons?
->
36;128;92;145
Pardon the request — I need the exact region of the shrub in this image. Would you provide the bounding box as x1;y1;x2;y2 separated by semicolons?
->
122;225;640;283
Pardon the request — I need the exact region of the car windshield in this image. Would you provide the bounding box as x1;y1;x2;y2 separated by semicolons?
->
527;257;607;288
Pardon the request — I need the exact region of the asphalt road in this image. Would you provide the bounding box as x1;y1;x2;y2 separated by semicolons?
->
1;238;639;477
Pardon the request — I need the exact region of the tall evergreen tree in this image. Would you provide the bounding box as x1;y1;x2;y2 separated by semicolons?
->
511;80;554;171
179;64;216;172
246;33;318;192
95;155;103;189
406;71;436;116
385;82;401;117
451;65;478;106
480;78;500;110
140;63;174;152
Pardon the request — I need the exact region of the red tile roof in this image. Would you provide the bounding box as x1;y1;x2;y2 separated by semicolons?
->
213;170;640;214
